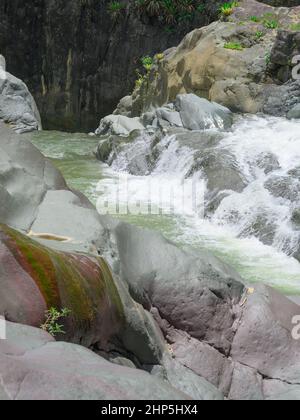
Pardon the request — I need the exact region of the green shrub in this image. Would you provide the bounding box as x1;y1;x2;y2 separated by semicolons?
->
41;307;71;337
224;42;243;51
255;31;264;39
263;19;278;29
219;2;238;17
107;1;126;20
134;0;207;25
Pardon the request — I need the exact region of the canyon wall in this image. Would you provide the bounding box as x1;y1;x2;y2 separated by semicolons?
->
0;0;220;131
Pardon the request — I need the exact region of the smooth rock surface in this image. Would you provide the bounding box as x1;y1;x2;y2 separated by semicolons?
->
0;322;186;400
0;55;41;133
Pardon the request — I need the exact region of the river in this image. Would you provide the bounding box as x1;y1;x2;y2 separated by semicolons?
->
29;115;300;295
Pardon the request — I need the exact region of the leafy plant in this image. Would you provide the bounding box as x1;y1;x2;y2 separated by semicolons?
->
219;2;238;17
263;19;278;29
41;307;71;337
107;1;126;20
155;53;165;61
134;0;206;25
250;16;260;23
224;42;243;51
255;31;264;39
141;55;154;71
265;52;271;65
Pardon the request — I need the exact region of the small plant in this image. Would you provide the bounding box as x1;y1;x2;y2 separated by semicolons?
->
155;53;164;61
107;1;126;20
219;2;238;17
41;307;71;337
255;31;264;39
141;55;154;71
265;52;271;65
263;19;278;29
224;42;243;51
250;16;260;23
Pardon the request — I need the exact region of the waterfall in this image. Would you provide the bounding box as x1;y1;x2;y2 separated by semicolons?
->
98;114;300;293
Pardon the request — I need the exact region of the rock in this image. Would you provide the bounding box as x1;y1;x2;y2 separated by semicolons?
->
113;96;133;117
292;208;300;228
231;285;300;385
156;106;183;128
156;354;224;401
256;152;280;174
0;222;166;365
0;321;187;400
263;380;300;400
0;1;222;131
128;1;300;119
95;115;144;137
95;131;142;163
104;218;245;354
175;94;233;130
264;175;300;201
0;55;41;133
287;104;300;120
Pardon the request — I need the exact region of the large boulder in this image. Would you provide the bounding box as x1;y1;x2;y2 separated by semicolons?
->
175;94;233;130
0;322;187;400
0;223;165;365
95;115;144;137
102;218;245;354
0;123;109;254
0;55;41;133
123;0;300;119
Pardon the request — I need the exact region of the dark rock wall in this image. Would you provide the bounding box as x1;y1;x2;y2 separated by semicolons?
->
261;0;300;5
0;0;220;131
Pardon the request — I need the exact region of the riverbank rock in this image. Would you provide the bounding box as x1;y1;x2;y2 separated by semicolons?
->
0;322;187;400
0;55;41;133
102;218;245;355
118;0;300;119
0;222;167;366
95;115;144;137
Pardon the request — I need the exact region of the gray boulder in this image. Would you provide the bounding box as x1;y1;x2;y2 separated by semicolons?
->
95;114;144;137
175;94;233;131
287;104;300;120
231;285;300;385
0;322;187;400
0;55;41;133
103;218;245;354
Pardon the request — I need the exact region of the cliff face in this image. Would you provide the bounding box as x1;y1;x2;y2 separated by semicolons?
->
0;0;221;131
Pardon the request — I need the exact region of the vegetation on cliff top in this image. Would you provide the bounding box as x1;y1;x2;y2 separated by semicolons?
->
108;0;208;24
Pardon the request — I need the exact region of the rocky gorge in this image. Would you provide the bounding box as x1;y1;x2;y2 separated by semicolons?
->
1;0;300;401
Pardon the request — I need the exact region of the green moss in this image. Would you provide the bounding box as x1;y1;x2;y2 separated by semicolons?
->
0;224;60;308
0;224;125;331
98;257;125;322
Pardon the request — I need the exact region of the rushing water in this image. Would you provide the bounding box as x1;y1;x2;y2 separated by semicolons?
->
29;115;300;295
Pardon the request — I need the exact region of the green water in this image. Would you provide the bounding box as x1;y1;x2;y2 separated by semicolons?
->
29;130;300;295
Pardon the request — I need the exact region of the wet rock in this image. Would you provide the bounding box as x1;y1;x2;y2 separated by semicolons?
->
95;115;144;137
175;94;233;131
264;175;300;201
256;152;280;174
287;104;300;120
